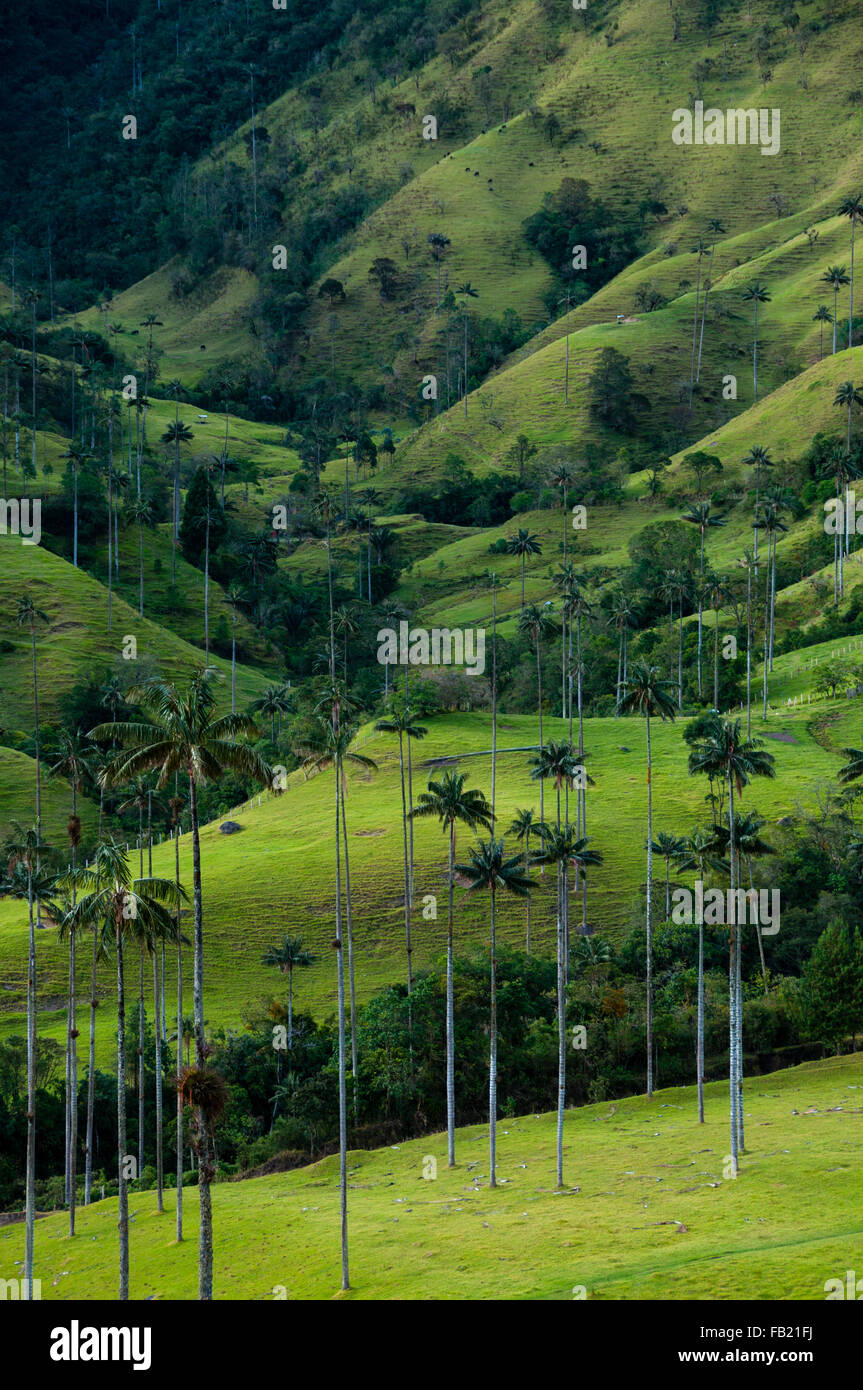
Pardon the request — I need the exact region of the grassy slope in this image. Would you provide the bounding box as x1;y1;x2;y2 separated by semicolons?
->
2;1052;861;1300
0;746;101;849
0;698;847;1062
0;535;273;729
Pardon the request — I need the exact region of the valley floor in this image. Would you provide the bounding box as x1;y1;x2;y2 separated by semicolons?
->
3;1053;860;1301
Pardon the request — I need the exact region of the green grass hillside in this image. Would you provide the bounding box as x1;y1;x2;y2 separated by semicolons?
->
0;699;847;1064
3;1052;860;1300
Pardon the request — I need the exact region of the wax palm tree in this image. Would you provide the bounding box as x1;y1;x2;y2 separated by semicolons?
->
756;495;789;662
357;487;382;601
534;824;601;1186
89;669;272;1301
261;936;314;1122
49;728;93;1229
411;772;493;1165
740;445;771;577
374;709;428;996
333;605;361;684
2;822;52;1298
681;502;725;696
168;790;186;1238
555;565;577;720
454;838;530;1187
506;529;543;610
61;840;183;1299
517;603;556;831
607;591;637;709
456;281;478;417
704;570;732;709
833;380;863;450
812;305;833;361
737;551;756;737
548;461;575;564
116;777;152;1179
688;236;707;409
301;715;376;1116
651;831;686;920
59;444;90;568
510;808;544;954
688;720;775;1169
123;496;156;619
671;570;692;710
618;664;677;1095
675;826;728;1122
820;265;849;354
696;218;725;383
224;583;248;714
726;809;775;992
251;684;294;744
160;418;194;579
567;583;593;749
742;281;770;401
838;194;863;349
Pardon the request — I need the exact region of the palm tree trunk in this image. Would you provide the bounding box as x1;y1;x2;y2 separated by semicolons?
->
138;947;145;1179
697;909;705;1124
334;765;350;1290
728;774;739;1175
231;610;237;714
645;711;654;1096
24;869;36;1299
175;822;183;1242
153;950;163;1212
488;881;498;1188
84;920;99;1204
446;825;456;1167
339;769;359;1121
536;633;544;831
556;862;568;1187
713;604;720;708
396;733;412;999
678;596;684;711
188;775;214;1300
524;831;531;954
68;896;78;1235
116;921;129;1300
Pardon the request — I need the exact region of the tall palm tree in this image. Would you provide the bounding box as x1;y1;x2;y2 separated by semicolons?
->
812;305;833;361
357;487;381;601
411;772;493;1166
688;720;775;1169
742;282;771;401
456;281;479;417
375;709;428;998
510;808;542;953
506;529;543;610
251;685;294;744
705;570;731;709
651;830;686;920
737;551;756;738
160;418;194;581
261;936;314;1120
301;715;376;1116
607;591;637;708
534;824;601;1186
168;790;186;1240
820;265;849;355
740;445;771;577
123;496;156;619
729;809;776;992
49;728;93;1231
548;461;575;565
838;194;863;350
756;494;789;662
454;838;530;1187
688;236;707;410
116;778;151;1181
696;218;725;383
89;669;271;1301
833;380;863;451
61;841;183;1300
671;570;692;711
681;502;725;697
675;827;727;1122
618;664;677;1096
60;445;90;569
517;604;556;831
224;583;248;714
2;822;47;1299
